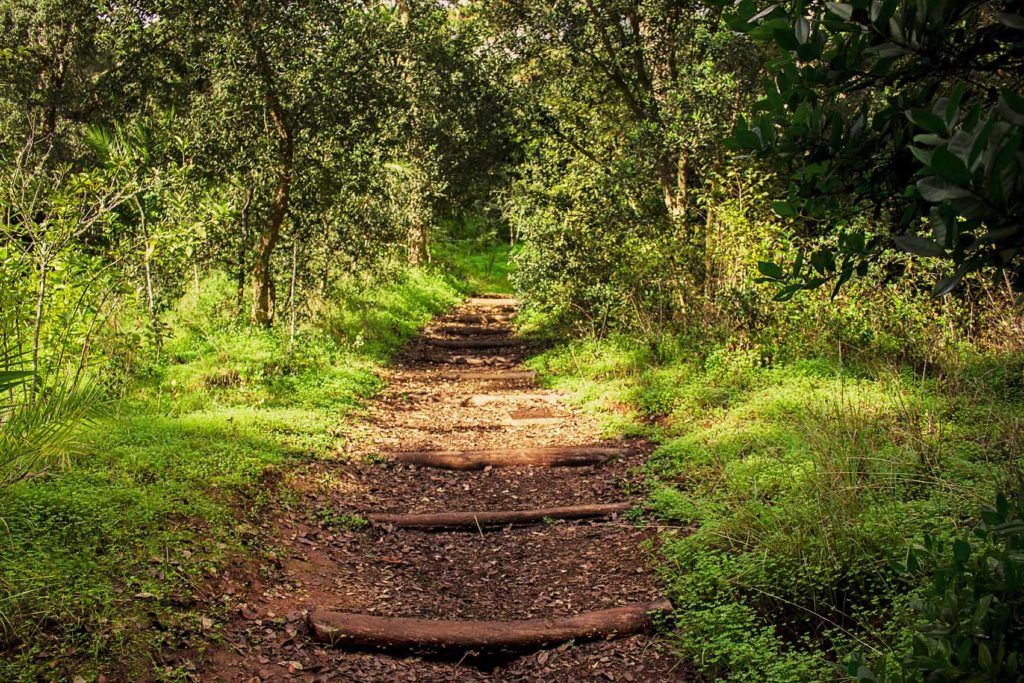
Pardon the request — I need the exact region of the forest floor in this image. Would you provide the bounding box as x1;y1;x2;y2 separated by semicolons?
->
201;296;687;682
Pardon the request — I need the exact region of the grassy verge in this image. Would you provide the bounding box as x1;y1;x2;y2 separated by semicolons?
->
528;337;1022;681
0;267;461;681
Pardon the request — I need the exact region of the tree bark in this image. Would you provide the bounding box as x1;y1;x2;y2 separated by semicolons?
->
656;151;687;224
240;13;294;327
251;107;292;326
407;215;428;266
438;370;537;381
389;446;624;470
309;599;673;653
433;324;511;336
425;337;528;350
135;196;161;354
287;236;298;353
366;503;631;530
236;183;253;314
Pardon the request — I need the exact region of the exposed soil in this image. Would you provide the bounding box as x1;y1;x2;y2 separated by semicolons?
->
200;298;690;682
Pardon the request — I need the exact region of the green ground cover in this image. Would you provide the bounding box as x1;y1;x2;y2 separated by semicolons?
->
0;267;463;681
529;336;1022;681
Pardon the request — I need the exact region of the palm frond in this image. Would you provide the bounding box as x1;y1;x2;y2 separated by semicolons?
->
0;380;106;490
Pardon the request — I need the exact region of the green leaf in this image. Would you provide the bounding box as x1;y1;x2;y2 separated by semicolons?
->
932;262;972;296
909;146;933;166
866;42;909;58
917;177;973;202
796;41;822;60
826;2;854;20
772;200;797;216
945;82;966;127
792;249;804;275
913;133;946;146
930;146;971;185
795;17;809;44
831;259;854;298
773;28;800;51
908;108;947;135
979;642;993;671
811;249;835;275
728;129;763;150
998;91;1024;126
947;130;974;165
0;369;33;395
893;235;945;257
994;13;1024;29
757;260;785;279
952;538;971;563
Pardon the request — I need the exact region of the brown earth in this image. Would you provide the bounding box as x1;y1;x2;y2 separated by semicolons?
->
199;298;691;682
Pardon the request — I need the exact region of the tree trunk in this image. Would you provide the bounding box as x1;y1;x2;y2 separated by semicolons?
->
236;183;253;314
656;151;686;224
287;236;298;353
408;216;428;266
249;61;293;327
135;196;161;354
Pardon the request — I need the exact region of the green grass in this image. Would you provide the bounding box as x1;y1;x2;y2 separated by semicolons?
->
528;336;1022;681
433;238;513;294
0;266;461;681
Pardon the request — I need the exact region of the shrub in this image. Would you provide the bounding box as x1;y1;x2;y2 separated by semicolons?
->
850;489;1024;682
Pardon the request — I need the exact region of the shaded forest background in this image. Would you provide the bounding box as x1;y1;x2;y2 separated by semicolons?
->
1;1;1023;680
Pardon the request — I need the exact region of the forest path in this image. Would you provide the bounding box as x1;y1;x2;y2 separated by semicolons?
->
202;298;686;681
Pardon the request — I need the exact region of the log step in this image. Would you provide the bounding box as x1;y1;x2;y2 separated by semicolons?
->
418;354;513;366
468;297;517;308
366;502;631;530
390;446;623;470
439;370;538;382
426;337;528;349
463;393;560;406
434;325;511;336
448;313;513;325
505;416;563;426
308;598;672;653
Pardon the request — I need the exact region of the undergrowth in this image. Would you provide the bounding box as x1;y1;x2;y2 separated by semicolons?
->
528;335;1023;681
0;266;461;681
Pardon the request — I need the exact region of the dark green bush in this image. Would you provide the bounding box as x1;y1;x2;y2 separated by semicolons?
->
850;488;1024;682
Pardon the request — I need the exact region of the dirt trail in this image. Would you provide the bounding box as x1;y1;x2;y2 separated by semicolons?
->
202;298;688;681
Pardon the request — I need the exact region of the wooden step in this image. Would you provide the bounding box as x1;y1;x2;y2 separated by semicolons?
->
463;393;560;406
366;503;631;530
434;325;511;336
425;337;528;349
309;598;672;653
468;297;517;308
449;313;513;325
439;370;538;382
390;446;623;470
418;354;513;366
505;416;563;426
